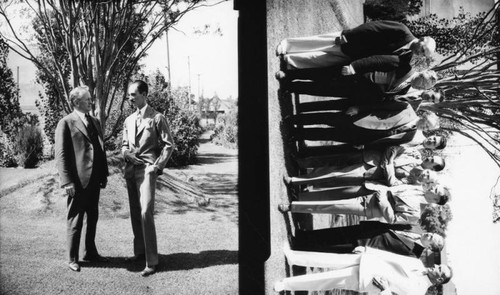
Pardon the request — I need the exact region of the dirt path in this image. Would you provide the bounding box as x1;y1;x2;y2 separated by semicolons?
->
0;140;238;295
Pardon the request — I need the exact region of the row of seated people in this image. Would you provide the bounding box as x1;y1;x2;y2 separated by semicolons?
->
274;20;453;295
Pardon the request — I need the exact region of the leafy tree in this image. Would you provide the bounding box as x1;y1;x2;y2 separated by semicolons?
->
405;7;498;57
407;3;500;222
364;0;423;21
0;0;223;136
0;36;22;136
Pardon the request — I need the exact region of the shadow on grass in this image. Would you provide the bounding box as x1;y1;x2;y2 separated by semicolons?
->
81;250;238;273
194;153;237;165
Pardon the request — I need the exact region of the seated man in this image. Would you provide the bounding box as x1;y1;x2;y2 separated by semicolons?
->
295;134;447;169
276;20;436;69
276;65;438;101
286;148;445;188
279;183;450;225
293;221;444;258
274;245;452;294
289;100;439;147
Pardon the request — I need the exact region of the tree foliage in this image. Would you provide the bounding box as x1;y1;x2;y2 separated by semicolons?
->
0;0;221;136
136;70;203;167
405;7;498;58
364;0;423;21
408;3;500;221
0;36;22;136
420;204;453;237
212;99;237;149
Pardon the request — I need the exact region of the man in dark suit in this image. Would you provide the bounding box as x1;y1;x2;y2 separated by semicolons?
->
293;221;444;258
276;20;435;69
122;80;174;276
55;86;109;272
289;100;439;147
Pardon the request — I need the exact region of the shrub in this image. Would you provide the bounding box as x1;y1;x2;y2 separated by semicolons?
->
364;0;423;21
420;203;453;237
0;131;18;167
212;102;238;149
142;70;203;167
167;106;203;167
12;123;44;168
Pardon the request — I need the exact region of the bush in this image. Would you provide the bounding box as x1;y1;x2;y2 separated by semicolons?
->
212;103;238;149
141;70;203;167
420;203;453;237
0;131;18;167
12;123;44;168
364;0;422;21
168;106;203;167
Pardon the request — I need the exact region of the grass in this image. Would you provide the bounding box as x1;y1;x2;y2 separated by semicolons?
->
0;142;238;295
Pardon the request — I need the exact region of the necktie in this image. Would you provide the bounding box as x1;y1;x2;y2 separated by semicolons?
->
85;113;91;128
136;112;142;128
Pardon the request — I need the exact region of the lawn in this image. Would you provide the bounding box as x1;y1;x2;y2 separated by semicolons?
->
0;142;238;295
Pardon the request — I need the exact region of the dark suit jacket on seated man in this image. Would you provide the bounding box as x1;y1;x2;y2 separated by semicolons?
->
55;86;109;272
293;221;444;258
290;100;437;147
274;246;452;294
277;20;435;69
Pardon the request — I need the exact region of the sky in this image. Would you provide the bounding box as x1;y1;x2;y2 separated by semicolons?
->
5;0;238;107
439;133;500;295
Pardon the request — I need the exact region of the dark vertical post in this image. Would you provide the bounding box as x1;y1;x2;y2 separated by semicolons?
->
235;0;269;294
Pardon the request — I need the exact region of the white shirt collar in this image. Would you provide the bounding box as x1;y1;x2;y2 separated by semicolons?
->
74;109;88;125
137;104;148;117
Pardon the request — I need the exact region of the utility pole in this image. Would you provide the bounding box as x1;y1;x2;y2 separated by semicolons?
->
16;66;19;102
197;73;201;100
188;56;192;109
165;29;171;86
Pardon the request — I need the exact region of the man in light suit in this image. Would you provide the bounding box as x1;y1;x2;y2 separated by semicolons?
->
122;80;174;276
55;86;109;272
274;245;452;294
280;183;450;225
286;147;445;188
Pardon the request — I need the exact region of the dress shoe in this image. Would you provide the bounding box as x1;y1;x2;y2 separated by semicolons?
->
82;255;110;262
141;266;156;277
68;261;81;272
278;203;291;213
274;281;285;292
283;174;292;186
275;70;287;81
275;41;287;56
125;254;145;262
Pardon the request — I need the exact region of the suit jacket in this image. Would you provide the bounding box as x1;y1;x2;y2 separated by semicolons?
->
353;101;418;131
377;185;426;224
55;111;108;189
341;20;416;59
359;247;433;295
295;221;425;258
121;105;174;179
